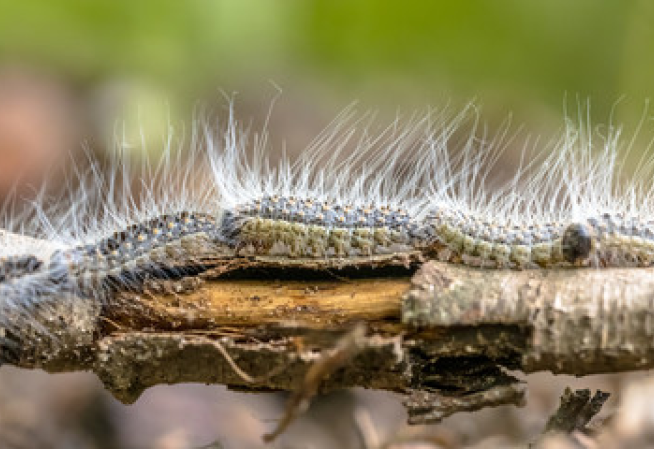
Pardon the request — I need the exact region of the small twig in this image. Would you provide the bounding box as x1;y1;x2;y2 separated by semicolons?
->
544;388;610;434
212;339;287;385
353;406;380;449
263;323;368;443
532;387;610;447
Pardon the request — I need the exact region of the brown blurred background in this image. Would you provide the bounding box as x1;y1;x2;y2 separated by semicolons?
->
1;1;654;448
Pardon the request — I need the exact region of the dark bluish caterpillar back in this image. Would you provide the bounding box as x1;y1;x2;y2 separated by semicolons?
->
50;211;221;295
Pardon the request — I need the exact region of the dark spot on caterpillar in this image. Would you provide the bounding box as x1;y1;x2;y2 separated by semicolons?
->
562;223;593;263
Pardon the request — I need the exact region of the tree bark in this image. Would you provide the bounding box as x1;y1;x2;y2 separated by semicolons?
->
6;241;654;426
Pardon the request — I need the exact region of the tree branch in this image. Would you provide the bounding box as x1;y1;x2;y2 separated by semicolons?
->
4;236;654;427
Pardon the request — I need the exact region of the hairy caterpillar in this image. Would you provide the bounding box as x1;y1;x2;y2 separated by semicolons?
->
1;101;654;363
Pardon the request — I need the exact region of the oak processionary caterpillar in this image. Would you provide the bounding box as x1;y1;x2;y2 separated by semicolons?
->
1;101;654;363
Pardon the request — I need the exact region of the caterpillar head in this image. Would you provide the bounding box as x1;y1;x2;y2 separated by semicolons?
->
562;222;593;265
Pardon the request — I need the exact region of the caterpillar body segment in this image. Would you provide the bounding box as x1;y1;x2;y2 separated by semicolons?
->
422;208;568;268
225;195;419;258
46;211;225;297
581;214;654;267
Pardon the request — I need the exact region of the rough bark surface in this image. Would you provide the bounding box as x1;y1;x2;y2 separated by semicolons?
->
5;246;654;426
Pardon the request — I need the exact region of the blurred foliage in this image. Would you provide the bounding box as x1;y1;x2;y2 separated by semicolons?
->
0;0;653;133
297;2;630;107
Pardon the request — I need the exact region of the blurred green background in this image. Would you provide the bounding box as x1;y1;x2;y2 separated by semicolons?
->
1;0;653;144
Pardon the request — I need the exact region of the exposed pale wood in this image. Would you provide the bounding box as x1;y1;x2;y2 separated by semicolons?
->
110;276;407;330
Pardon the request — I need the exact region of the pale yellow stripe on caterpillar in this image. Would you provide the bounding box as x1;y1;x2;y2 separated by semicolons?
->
234;217;412;258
